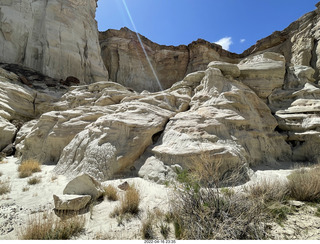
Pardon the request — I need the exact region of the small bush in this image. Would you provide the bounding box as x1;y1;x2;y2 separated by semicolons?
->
18;160;41;178
267;202;293;225
111;184;140;217
141;218;155;240
287;166;320;202
0;171;2;177
244;179;289;204
28;176;41;185
22;186;30;192
18;212;86;240
0;179;11;195
103;185;118;201
315;206;320;217
120;184;140;215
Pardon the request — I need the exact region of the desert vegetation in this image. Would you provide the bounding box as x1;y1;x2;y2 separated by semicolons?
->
27;176;41;185
169;159;268;240
18;212;86;240
111;184;140;218
140;209;172;240
287;164;320;202
103;185;118;201
18;160;41;178
167;160;320;240
0;179;11;195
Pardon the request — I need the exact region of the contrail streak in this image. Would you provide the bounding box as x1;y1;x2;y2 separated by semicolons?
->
121;0;163;91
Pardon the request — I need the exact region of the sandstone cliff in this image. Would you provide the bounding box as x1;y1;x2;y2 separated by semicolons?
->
0;0;108;83
99;27;239;92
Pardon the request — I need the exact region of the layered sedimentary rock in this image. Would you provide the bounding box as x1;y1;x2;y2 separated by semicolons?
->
0;0;108;83
2;1;320;184
150;67;291;179
243;3;320;80
99;28;239;92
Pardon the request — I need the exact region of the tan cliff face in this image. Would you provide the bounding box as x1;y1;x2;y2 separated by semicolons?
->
99;27;240;92
0;0;108;83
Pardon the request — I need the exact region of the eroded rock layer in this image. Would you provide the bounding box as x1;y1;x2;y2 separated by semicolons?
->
99;28;240;92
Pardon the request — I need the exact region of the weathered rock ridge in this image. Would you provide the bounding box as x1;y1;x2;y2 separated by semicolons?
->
0;0;108;83
1;2;320;184
99;27;240;92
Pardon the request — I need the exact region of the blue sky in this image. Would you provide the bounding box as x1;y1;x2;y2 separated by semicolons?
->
96;0;318;54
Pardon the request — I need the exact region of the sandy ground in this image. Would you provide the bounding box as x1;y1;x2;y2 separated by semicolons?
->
0;157;319;240
0;157;174;240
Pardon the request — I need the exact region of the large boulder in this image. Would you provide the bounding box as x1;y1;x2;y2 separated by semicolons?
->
63;173;104;200
53;194;91;211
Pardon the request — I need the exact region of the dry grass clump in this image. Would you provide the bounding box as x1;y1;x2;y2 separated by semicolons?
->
0;179;11;195
287;165;320;202
244;179;289;204
18;160;41;178
111;184;140;217
27;176;41;185
18;212;86;240
103;185;118;201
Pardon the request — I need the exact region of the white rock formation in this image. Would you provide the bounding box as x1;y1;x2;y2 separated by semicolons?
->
150;67;291;179
0;0;108;83
238;52;286;99
0;116;16;151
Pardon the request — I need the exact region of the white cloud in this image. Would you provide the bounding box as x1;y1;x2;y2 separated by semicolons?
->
214;37;233;51
240;39;246;43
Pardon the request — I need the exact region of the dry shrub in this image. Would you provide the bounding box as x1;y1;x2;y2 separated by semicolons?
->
27;176;41;185
287;165;320;202
111;184;140;217
18;160;41;178
18;212;86;240
171;157;267;240
0;179;11;195
103;185;118;201
244;179;289;204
